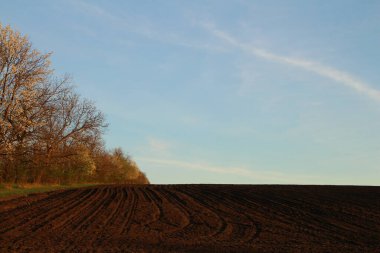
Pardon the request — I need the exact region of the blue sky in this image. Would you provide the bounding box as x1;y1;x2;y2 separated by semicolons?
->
1;0;380;184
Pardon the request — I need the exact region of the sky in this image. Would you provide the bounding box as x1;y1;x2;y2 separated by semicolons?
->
1;0;380;185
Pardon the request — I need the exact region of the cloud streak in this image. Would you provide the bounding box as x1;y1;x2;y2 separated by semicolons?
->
139;157;281;180
204;24;380;103
138;157;317;183
147;137;173;154
69;0;225;52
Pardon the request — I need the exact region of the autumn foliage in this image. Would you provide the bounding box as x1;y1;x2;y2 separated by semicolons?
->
0;23;148;184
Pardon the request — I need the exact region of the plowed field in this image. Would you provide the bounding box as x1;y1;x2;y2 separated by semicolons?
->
1;185;379;252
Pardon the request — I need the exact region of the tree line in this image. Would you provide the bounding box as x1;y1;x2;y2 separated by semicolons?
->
0;23;148;184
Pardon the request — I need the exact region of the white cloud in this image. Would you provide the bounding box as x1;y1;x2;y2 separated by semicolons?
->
237;64;263;96
138;157;318;183
68;0;225;52
73;0;107;17
203;23;380;103
180;115;201;126
147;137;173;153
140;157;276;179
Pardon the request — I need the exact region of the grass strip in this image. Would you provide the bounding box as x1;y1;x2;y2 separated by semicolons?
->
0;183;100;199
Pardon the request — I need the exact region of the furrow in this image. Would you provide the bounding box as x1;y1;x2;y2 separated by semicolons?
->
2;188;96;250
0;188;78;222
181;186;258;243
0;188;91;235
158;187;217;242
118;187;138;235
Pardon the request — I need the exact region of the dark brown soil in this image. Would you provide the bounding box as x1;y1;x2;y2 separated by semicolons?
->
0;185;379;252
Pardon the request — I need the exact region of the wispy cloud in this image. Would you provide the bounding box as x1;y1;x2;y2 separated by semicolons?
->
147;137;173;153
203;23;380;103
73;0;107;17
138;157;318;183
139;157;279;179
68;0;225;52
